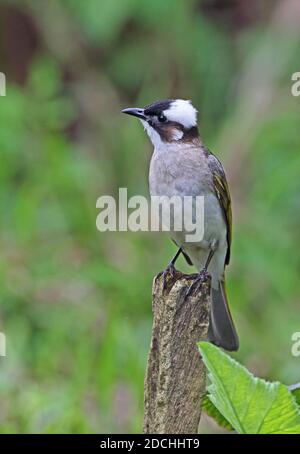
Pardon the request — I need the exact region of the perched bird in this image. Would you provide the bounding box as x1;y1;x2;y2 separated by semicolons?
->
122;99;239;351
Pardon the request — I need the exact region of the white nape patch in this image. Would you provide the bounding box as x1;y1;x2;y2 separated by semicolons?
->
141;119;164;149
164;99;197;129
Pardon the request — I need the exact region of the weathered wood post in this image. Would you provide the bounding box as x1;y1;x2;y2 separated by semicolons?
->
143;268;211;434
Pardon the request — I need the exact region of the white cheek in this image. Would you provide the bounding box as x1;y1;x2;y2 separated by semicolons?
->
171;129;184;141
140;120;164;149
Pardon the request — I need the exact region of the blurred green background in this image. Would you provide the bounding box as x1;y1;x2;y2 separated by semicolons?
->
0;0;299;434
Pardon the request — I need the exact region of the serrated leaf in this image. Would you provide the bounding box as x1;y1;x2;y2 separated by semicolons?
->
202;383;300;431
198;342;300;434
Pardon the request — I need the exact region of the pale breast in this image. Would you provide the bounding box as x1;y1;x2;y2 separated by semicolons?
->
149;145;213;197
149;144;227;245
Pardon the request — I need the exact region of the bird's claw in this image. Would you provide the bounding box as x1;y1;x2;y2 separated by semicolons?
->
159;263;176;290
186;269;210;297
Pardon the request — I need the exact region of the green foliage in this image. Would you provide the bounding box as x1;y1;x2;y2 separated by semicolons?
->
199;343;300;434
201;394;234;431
289;384;300;407
202;384;300;432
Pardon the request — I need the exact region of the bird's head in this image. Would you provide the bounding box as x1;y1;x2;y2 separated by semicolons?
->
122;99;199;149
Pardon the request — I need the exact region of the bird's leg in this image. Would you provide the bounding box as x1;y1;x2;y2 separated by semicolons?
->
186;242;216;296
160;247;182;288
202;248;215;274
169;246;182;268
164;247;182;276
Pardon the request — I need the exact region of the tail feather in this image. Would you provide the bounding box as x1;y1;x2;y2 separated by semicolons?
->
208;279;239;351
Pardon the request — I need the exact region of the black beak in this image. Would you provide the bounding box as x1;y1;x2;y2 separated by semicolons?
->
121;107;146;120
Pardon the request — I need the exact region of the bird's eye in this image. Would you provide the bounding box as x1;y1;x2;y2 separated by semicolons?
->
158;114;167;123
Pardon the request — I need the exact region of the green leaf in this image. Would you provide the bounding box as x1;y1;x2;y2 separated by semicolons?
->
201;393;233;431
198;342;300;434
201;382;300;432
290;384;300;407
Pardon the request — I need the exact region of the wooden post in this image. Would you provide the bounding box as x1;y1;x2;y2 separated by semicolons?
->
143;268;211;434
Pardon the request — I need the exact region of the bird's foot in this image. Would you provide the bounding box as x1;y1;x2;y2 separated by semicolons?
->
186;269;210;298
158;262;177;290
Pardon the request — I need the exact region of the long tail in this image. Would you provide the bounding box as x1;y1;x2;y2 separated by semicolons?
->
208;279;239;351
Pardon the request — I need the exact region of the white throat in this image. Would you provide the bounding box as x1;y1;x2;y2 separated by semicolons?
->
141;120;164;149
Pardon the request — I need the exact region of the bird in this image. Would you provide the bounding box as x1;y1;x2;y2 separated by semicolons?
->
122;99;239;351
